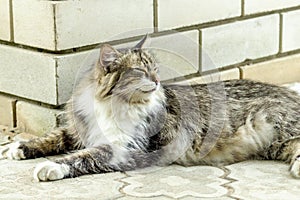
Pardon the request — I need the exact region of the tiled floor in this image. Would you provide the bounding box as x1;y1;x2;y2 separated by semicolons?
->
0;157;299;200
1;83;300;200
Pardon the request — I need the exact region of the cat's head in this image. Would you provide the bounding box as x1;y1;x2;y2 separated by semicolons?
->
94;35;161;103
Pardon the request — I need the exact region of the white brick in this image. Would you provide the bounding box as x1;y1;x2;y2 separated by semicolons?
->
0;0;10;41
116;31;199;81
151;31;199;80
13;0;56;49
0;44;96;105
241;53;300;84
13;0;153;50
282;10;300;52
201;15;280;71
17;101;60;136
245;0;300;15
0;44;57;104
158;0;241;30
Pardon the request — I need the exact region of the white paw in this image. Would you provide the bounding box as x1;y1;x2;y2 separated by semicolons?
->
34;161;70;181
0;142;25;160
290;156;300;178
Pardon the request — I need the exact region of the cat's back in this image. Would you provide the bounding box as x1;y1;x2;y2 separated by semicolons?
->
165;79;300;103
221;79;300;101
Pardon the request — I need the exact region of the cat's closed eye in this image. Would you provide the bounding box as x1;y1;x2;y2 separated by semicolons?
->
132;68;148;76
133;68;147;73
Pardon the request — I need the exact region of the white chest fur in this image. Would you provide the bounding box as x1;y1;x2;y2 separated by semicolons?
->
74;86;163;149
90;99;142;147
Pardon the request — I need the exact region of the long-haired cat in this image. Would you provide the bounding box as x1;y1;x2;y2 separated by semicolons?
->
1;35;300;181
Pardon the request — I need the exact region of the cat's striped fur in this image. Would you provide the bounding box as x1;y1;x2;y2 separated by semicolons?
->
1;36;300;181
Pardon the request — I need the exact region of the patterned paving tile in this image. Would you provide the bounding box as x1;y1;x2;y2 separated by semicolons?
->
226;161;300;200
117;196;174;200
121;165;229;199
0;158;125;200
181;196;233;200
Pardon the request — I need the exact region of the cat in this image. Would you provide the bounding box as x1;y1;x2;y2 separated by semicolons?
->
1;35;300;181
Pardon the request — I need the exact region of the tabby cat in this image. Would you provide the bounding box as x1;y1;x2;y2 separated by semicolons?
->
1;36;300;181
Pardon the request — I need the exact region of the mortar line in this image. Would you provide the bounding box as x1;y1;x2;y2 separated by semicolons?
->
153;0;158;32
9;0;14;42
279;13;283;53
53;3;58;51
198;29;202;74
54;58;59;126
238;66;243;80
241;0;245;16
12;99;17;128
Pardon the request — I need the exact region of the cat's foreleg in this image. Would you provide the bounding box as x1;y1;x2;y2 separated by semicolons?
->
0;128;79;160
33;145;160;181
288;139;300;178
33;145;114;181
276;138;300;178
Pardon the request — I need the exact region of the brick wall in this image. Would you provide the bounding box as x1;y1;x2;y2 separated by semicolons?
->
1;0;300;135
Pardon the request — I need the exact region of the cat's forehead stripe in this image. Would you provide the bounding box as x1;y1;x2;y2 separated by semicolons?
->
142;51;153;64
118;50;154;71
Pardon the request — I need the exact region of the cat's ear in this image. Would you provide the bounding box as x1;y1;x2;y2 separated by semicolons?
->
133;34;150;49
99;44;119;68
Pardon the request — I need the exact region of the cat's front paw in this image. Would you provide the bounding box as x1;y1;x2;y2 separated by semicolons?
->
0;142;25;160
290;156;300;178
34;161;70;181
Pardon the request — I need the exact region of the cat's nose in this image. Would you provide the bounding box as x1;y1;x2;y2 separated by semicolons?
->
153;78;160;86
151;74;160;86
